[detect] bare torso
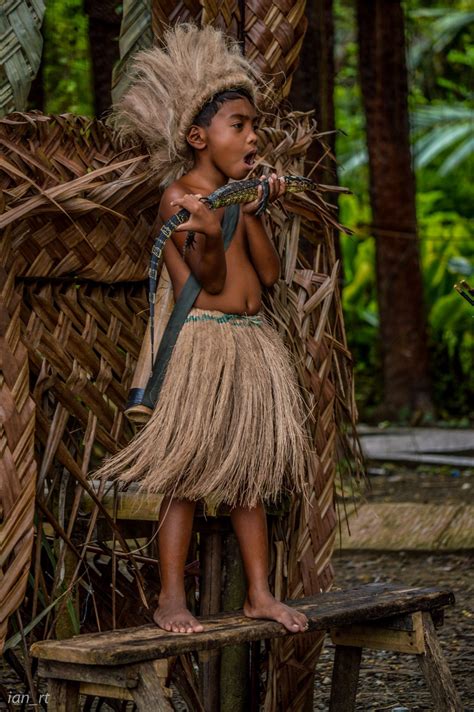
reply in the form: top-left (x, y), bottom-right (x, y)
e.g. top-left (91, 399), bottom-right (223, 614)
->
top-left (161, 178), bottom-right (264, 315)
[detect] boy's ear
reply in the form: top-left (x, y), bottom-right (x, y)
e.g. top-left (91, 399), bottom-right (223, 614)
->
top-left (186, 125), bottom-right (207, 151)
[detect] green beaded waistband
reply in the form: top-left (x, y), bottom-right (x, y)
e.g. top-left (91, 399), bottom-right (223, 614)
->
top-left (185, 312), bottom-right (263, 327)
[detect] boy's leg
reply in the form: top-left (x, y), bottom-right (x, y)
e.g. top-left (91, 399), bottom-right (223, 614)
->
top-left (230, 502), bottom-right (308, 633)
top-left (154, 496), bottom-right (204, 633)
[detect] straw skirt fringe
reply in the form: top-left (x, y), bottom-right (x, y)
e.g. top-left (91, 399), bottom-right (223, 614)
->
top-left (93, 308), bottom-right (310, 510)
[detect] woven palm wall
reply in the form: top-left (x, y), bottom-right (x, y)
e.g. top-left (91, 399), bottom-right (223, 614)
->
top-left (0, 112), bottom-right (159, 658)
top-left (0, 2), bottom-right (361, 709)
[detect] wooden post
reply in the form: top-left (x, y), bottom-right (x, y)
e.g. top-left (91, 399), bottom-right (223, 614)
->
top-left (53, 475), bottom-right (81, 641)
top-left (198, 519), bottom-right (223, 712)
top-left (220, 530), bottom-right (250, 712)
top-left (417, 611), bottom-right (462, 712)
top-left (131, 660), bottom-right (174, 711)
top-left (48, 679), bottom-right (80, 712)
top-left (328, 645), bottom-right (362, 712)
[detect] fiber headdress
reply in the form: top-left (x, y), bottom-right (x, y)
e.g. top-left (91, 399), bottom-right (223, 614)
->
top-left (108, 23), bottom-right (263, 187)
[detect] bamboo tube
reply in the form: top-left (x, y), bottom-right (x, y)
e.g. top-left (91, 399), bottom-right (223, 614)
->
top-left (124, 265), bottom-right (174, 423)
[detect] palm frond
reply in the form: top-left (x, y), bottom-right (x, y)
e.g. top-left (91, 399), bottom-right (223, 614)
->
top-left (408, 10), bottom-right (474, 69)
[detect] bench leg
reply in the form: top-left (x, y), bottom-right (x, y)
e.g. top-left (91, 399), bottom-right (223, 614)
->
top-left (48, 679), bottom-right (80, 712)
top-left (417, 611), bottom-right (462, 712)
top-left (131, 660), bottom-right (174, 711)
top-left (329, 645), bottom-right (362, 712)
top-left (199, 523), bottom-right (223, 712)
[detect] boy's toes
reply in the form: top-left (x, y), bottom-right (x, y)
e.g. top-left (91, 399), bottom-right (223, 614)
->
top-left (296, 611), bottom-right (309, 628)
top-left (278, 609), bottom-right (301, 633)
top-left (285, 609), bottom-right (308, 633)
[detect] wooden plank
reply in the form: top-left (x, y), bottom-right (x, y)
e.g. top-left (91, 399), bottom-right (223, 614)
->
top-left (437, 506), bottom-right (474, 550)
top-left (417, 612), bottom-right (463, 711)
top-left (81, 485), bottom-right (164, 521)
top-left (363, 452), bottom-right (474, 468)
top-left (359, 426), bottom-right (474, 460)
top-left (130, 660), bottom-right (173, 712)
top-left (330, 612), bottom-right (425, 654)
top-left (31, 584), bottom-right (454, 666)
top-left (83, 483), bottom-right (290, 521)
top-left (340, 503), bottom-right (462, 551)
top-left (38, 660), bottom-right (139, 687)
top-left (328, 645), bottom-right (362, 711)
top-left (79, 682), bottom-right (134, 701)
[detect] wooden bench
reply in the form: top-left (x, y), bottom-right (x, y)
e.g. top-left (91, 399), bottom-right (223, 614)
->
top-left (30, 583), bottom-right (462, 712)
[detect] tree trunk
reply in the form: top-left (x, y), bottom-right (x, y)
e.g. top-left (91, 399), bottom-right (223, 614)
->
top-left (356, 0), bottom-right (432, 416)
top-left (85, 0), bottom-right (121, 119)
top-left (289, 0), bottom-right (340, 263)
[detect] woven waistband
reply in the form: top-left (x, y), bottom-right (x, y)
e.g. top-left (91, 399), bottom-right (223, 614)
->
top-left (185, 309), bottom-right (263, 327)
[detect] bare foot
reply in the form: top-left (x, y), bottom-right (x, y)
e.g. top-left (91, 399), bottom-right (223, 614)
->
top-left (243, 590), bottom-right (309, 633)
top-left (153, 596), bottom-right (204, 634)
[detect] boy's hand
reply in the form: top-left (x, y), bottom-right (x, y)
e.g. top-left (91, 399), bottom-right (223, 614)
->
top-left (170, 193), bottom-right (222, 238)
top-left (242, 174), bottom-right (286, 215)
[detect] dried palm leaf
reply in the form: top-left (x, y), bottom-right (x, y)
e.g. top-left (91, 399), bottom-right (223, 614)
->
top-left (0, 0), bottom-right (45, 116)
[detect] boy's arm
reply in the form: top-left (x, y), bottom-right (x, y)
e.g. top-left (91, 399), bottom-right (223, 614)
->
top-left (243, 212), bottom-right (280, 287)
top-left (242, 174), bottom-right (284, 287)
top-left (159, 185), bottom-right (226, 294)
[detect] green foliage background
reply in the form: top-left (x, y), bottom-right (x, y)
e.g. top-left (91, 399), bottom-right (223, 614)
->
top-left (335, 0), bottom-right (473, 422)
top-left (33, 0), bottom-right (473, 422)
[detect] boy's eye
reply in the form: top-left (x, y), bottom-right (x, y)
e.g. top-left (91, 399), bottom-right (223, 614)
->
top-left (232, 123), bottom-right (243, 129)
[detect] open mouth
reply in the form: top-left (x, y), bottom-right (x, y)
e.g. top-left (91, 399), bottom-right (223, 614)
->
top-left (243, 151), bottom-right (257, 166)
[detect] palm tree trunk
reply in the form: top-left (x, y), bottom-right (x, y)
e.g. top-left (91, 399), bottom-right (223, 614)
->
top-left (356, 0), bottom-right (432, 416)
top-left (85, 0), bottom-right (121, 119)
top-left (289, 0), bottom-right (340, 263)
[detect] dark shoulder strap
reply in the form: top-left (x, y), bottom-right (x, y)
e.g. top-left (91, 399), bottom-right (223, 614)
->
top-left (139, 203), bottom-right (240, 409)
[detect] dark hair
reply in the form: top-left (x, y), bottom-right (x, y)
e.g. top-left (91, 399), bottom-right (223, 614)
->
top-left (192, 87), bottom-right (255, 127)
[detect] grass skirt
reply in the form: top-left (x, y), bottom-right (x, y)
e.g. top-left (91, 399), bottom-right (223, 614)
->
top-left (93, 308), bottom-right (310, 510)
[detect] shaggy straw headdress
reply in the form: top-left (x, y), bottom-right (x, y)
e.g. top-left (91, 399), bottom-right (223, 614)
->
top-left (107, 23), bottom-right (263, 187)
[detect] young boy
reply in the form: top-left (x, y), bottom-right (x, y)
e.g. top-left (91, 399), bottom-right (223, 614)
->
top-left (95, 24), bottom-right (310, 635)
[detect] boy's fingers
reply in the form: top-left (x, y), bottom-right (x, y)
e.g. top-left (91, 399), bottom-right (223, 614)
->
top-left (171, 193), bottom-right (202, 206)
top-left (174, 223), bottom-right (192, 232)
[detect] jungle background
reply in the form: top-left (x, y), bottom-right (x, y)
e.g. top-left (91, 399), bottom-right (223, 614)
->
top-left (28, 0), bottom-right (474, 425)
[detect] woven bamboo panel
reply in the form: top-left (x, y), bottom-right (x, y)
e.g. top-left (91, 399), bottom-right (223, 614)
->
top-left (200, 0), bottom-right (240, 37)
top-left (0, 0), bottom-right (45, 116)
top-left (199, 0), bottom-right (307, 99)
top-left (0, 112), bottom-right (157, 282)
top-left (152, 0), bottom-right (204, 37)
top-left (0, 265), bottom-right (37, 653)
top-left (111, 1), bottom-right (205, 104)
top-left (0, 112), bottom-right (162, 648)
top-left (243, 0), bottom-right (308, 100)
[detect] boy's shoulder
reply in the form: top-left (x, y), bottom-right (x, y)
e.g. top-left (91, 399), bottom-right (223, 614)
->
top-left (159, 177), bottom-right (193, 220)
top-left (161, 177), bottom-right (190, 202)
top-left (159, 175), bottom-right (205, 213)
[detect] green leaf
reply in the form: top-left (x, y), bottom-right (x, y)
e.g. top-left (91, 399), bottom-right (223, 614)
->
top-left (440, 136), bottom-right (474, 174)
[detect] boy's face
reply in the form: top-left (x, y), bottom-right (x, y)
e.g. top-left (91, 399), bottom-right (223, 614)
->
top-left (194, 97), bottom-right (259, 180)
